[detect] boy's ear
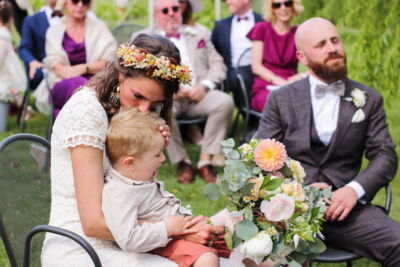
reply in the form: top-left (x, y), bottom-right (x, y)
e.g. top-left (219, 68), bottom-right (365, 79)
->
top-left (123, 156), bottom-right (136, 170)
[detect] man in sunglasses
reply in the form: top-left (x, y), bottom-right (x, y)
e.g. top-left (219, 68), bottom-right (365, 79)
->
top-left (256, 17), bottom-right (400, 266)
top-left (134, 0), bottom-right (234, 185)
top-left (211, 0), bottom-right (263, 94)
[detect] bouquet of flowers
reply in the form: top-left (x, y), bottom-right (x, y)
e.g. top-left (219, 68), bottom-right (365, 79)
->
top-left (205, 138), bottom-right (332, 266)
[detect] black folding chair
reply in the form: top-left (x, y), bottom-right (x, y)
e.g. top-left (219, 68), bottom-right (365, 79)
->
top-left (0, 133), bottom-right (101, 267)
top-left (231, 48), bottom-right (262, 141)
top-left (312, 184), bottom-right (392, 267)
top-left (111, 23), bottom-right (145, 44)
top-left (18, 69), bottom-right (54, 141)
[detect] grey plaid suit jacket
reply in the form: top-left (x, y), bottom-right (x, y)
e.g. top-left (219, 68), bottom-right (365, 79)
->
top-left (256, 77), bottom-right (398, 202)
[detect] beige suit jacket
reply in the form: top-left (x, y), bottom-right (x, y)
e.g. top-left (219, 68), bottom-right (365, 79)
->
top-left (133, 26), bottom-right (227, 87)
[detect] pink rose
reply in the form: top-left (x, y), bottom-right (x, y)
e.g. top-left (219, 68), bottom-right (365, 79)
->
top-left (197, 38), bottom-right (206, 49)
top-left (210, 209), bottom-right (244, 233)
top-left (261, 194), bottom-right (295, 222)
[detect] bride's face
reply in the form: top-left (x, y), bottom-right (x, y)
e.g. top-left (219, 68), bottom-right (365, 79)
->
top-left (118, 75), bottom-right (165, 112)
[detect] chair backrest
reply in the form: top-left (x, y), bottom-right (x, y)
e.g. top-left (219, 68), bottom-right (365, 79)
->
top-left (0, 134), bottom-right (51, 267)
top-left (234, 65), bottom-right (254, 114)
top-left (111, 23), bottom-right (145, 44)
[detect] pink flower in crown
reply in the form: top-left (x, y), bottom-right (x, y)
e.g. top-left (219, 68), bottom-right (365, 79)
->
top-left (260, 194), bottom-right (295, 222)
top-left (254, 139), bottom-right (287, 172)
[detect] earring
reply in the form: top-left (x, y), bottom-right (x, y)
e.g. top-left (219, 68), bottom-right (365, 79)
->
top-left (110, 85), bottom-right (120, 104)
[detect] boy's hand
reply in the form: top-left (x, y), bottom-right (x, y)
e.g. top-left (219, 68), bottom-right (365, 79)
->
top-left (165, 216), bottom-right (198, 237)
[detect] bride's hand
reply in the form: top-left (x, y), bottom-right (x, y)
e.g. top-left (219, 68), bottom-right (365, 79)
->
top-left (158, 124), bottom-right (171, 146)
top-left (180, 217), bottom-right (224, 245)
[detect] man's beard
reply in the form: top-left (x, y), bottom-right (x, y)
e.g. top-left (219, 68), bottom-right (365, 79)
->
top-left (308, 53), bottom-right (348, 83)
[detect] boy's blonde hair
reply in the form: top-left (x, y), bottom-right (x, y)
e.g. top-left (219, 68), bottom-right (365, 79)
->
top-left (106, 108), bottom-right (165, 165)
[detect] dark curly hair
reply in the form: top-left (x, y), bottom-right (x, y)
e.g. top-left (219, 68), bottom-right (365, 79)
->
top-left (0, 0), bottom-right (12, 25)
top-left (87, 34), bottom-right (181, 124)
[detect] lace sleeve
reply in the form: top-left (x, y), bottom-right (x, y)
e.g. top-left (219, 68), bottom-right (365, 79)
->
top-left (57, 88), bottom-right (108, 150)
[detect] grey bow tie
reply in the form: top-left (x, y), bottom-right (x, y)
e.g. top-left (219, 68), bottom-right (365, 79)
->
top-left (315, 81), bottom-right (345, 99)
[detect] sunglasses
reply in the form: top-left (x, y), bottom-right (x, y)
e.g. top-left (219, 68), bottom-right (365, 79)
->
top-left (272, 0), bottom-right (294, 9)
top-left (71, 0), bottom-right (91, 6)
top-left (160, 6), bottom-right (179, 15)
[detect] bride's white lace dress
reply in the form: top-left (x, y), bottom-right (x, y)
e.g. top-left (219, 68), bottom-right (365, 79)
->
top-left (41, 87), bottom-right (176, 266)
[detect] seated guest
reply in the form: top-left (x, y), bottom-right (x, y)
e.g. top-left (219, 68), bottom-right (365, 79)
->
top-left (211, 0), bottom-right (263, 92)
top-left (248, 0), bottom-right (305, 112)
top-left (256, 17), bottom-right (400, 266)
top-left (0, 0), bottom-right (26, 106)
top-left (134, 0), bottom-right (234, 184)
top-left (19, 0), bottom-right (61, 90)
top-left (36, 0), bottom-right (116, 118)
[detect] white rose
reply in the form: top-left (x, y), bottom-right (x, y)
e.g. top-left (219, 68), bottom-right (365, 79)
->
top-left (351, 88), bottom-right (366, 108)
top-left (240, 231), bottom-right (273, 264)
top-left (261, 194), bottom-right (295, 221)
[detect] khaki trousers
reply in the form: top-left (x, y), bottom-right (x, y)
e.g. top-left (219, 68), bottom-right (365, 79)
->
top-left (166, 90), bottom-right (234, 164)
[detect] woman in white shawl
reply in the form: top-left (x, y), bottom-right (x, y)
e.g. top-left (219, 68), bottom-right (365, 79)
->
top-left (36, 0), bottom-right (116, 118)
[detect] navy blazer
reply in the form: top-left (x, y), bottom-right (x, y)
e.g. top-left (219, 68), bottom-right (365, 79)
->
top-left (211, 12), bottom-right (263, 70)
top-left (19, 11), bottom-right (49, 66)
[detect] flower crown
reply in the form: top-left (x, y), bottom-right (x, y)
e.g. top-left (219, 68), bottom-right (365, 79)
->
top-left (116, 43), bottom-right (192, 85)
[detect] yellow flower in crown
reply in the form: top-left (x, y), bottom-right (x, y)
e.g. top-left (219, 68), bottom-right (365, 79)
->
top-left (116, 43), bottom-right (192, 84)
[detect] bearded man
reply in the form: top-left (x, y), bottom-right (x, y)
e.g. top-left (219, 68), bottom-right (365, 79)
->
top-left (255, 17), bottom-right (400, 266)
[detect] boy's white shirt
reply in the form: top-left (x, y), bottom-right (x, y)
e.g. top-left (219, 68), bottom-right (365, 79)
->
top-left (102, 166), bottom-right (191, 252)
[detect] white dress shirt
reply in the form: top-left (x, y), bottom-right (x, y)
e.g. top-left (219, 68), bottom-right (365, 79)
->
top-left (231, 9), bottom-right (255, 67)
top-left (43, 6), bottom-right (61, 26)
top-left (309, 74), bottom-right (365, 199)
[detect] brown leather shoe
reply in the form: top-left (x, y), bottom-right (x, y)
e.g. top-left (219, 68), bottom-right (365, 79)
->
top-left (197, 164), bottom-right (217, 183)
top-left (177, 161), bottom-right (195, 184)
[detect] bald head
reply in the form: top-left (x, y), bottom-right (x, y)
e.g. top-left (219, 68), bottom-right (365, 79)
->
top-left (295, 17), bottom-right (338, 51)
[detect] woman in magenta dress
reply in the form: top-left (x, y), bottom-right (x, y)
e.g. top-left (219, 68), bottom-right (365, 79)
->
top-left (42, 0), bottom-right (116, 118)
top-left (247, 0), bottom-right (305, 112)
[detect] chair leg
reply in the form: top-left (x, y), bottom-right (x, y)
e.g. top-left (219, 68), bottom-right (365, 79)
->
top-left (18, 88), bottom-right (31, 132)
top-left (346, 261), bottom-right (352, 267)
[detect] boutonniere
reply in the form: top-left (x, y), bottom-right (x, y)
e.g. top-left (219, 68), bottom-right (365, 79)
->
top-left (183, 26), bottom-right (197, 36)
top-left (197, 38), bottom-right (206, 49)
top-left (343, 88), bottom-right (367, 123)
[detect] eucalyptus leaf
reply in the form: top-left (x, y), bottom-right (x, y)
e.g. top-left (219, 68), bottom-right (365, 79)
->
top-left (216, 179), bottom-right (231, 196)
top-left (224, 160), bottom-right (252, 191)
top-left (235, 220), bottom-right (258, 240)
top-left (322, 187), bottom-right (333, 198)
top-left (289, 260), bottom-right (302, 267)
top-left (308, 238), bottom-right (326, 254)
top-left (227, 150), bottom-right (240, 160)
top-left (221, 138), bottom-right (235, 148)
top-left (272, 237), bottom-right (284, 254)
top-left (204, 183), bottom-right (220, 200)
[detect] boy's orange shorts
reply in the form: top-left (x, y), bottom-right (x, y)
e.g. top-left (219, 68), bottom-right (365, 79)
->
top-left (151, 235), bottom-right (230, 267)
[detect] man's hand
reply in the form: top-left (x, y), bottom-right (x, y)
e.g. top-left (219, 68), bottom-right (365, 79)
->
top-left (29, 60), bottom-right (44, 79)
top-left (187, 84), bottom-right (207, 102)
top-left (182, 216), bottom-right (224, 245)
top-left (325, 186), bottom-right (358, 222)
